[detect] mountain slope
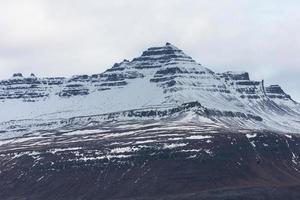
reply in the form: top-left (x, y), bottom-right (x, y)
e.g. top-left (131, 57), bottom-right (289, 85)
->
top-left (1, 120), bottom-right (300, 200)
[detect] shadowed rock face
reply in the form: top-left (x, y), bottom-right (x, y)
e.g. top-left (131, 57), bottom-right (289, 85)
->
top-left (219, 71), bottom-right (250, 81)
top-left (0, 122), bottom-right (300, 200)
top-left (266, 85), bottom-right (292, 100)
top-left (216, 71), bottom-right (264, 99)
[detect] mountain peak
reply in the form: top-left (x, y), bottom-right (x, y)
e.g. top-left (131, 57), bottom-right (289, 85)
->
top-left (30, 73), bottom-right (36, 77)
top-left (12, 73), bottom-right (23, 78)
top-left (165, 42), bottom-right (178, 49)
top-left (131, 43), bottom-right (194, 68)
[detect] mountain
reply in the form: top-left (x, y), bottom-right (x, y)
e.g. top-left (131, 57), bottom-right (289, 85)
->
top-left (0, 43), bottom-right (300, 200)
top-left (0, 43), bottom-right (300, 134)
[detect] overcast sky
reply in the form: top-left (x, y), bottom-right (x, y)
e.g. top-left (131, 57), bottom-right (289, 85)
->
top-left (0, 0), bottom-right (299, 101)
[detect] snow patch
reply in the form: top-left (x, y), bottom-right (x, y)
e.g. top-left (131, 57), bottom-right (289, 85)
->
top-left (246, 133), bottom-right (257, 139)
top-left (187, 135), bottom-right (212, 140)
top-left (163, 143), bottom-right (187, 149)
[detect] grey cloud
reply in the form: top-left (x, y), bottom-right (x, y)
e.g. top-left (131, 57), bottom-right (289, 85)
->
top-left (0, 0), bottom-right (299, 101)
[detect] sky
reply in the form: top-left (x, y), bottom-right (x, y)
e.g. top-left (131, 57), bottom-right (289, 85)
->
top-left (0, 0), bottom-right (299, 101)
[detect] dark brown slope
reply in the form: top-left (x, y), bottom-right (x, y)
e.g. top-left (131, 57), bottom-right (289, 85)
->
top-left (0, 126), bottom-right (300, 200)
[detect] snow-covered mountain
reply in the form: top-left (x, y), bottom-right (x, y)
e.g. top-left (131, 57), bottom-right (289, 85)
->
top-left (1, 43), bottom-right (300, 200)
top-left (0, 43), bottom-right (299, 137)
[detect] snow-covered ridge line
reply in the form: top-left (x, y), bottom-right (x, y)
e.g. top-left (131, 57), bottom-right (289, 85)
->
top-left (0, 101), bottom-right (264, 140)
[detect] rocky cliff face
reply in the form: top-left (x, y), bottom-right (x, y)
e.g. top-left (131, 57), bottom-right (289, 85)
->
top-left (0, 73), bottom-right (65, 102)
